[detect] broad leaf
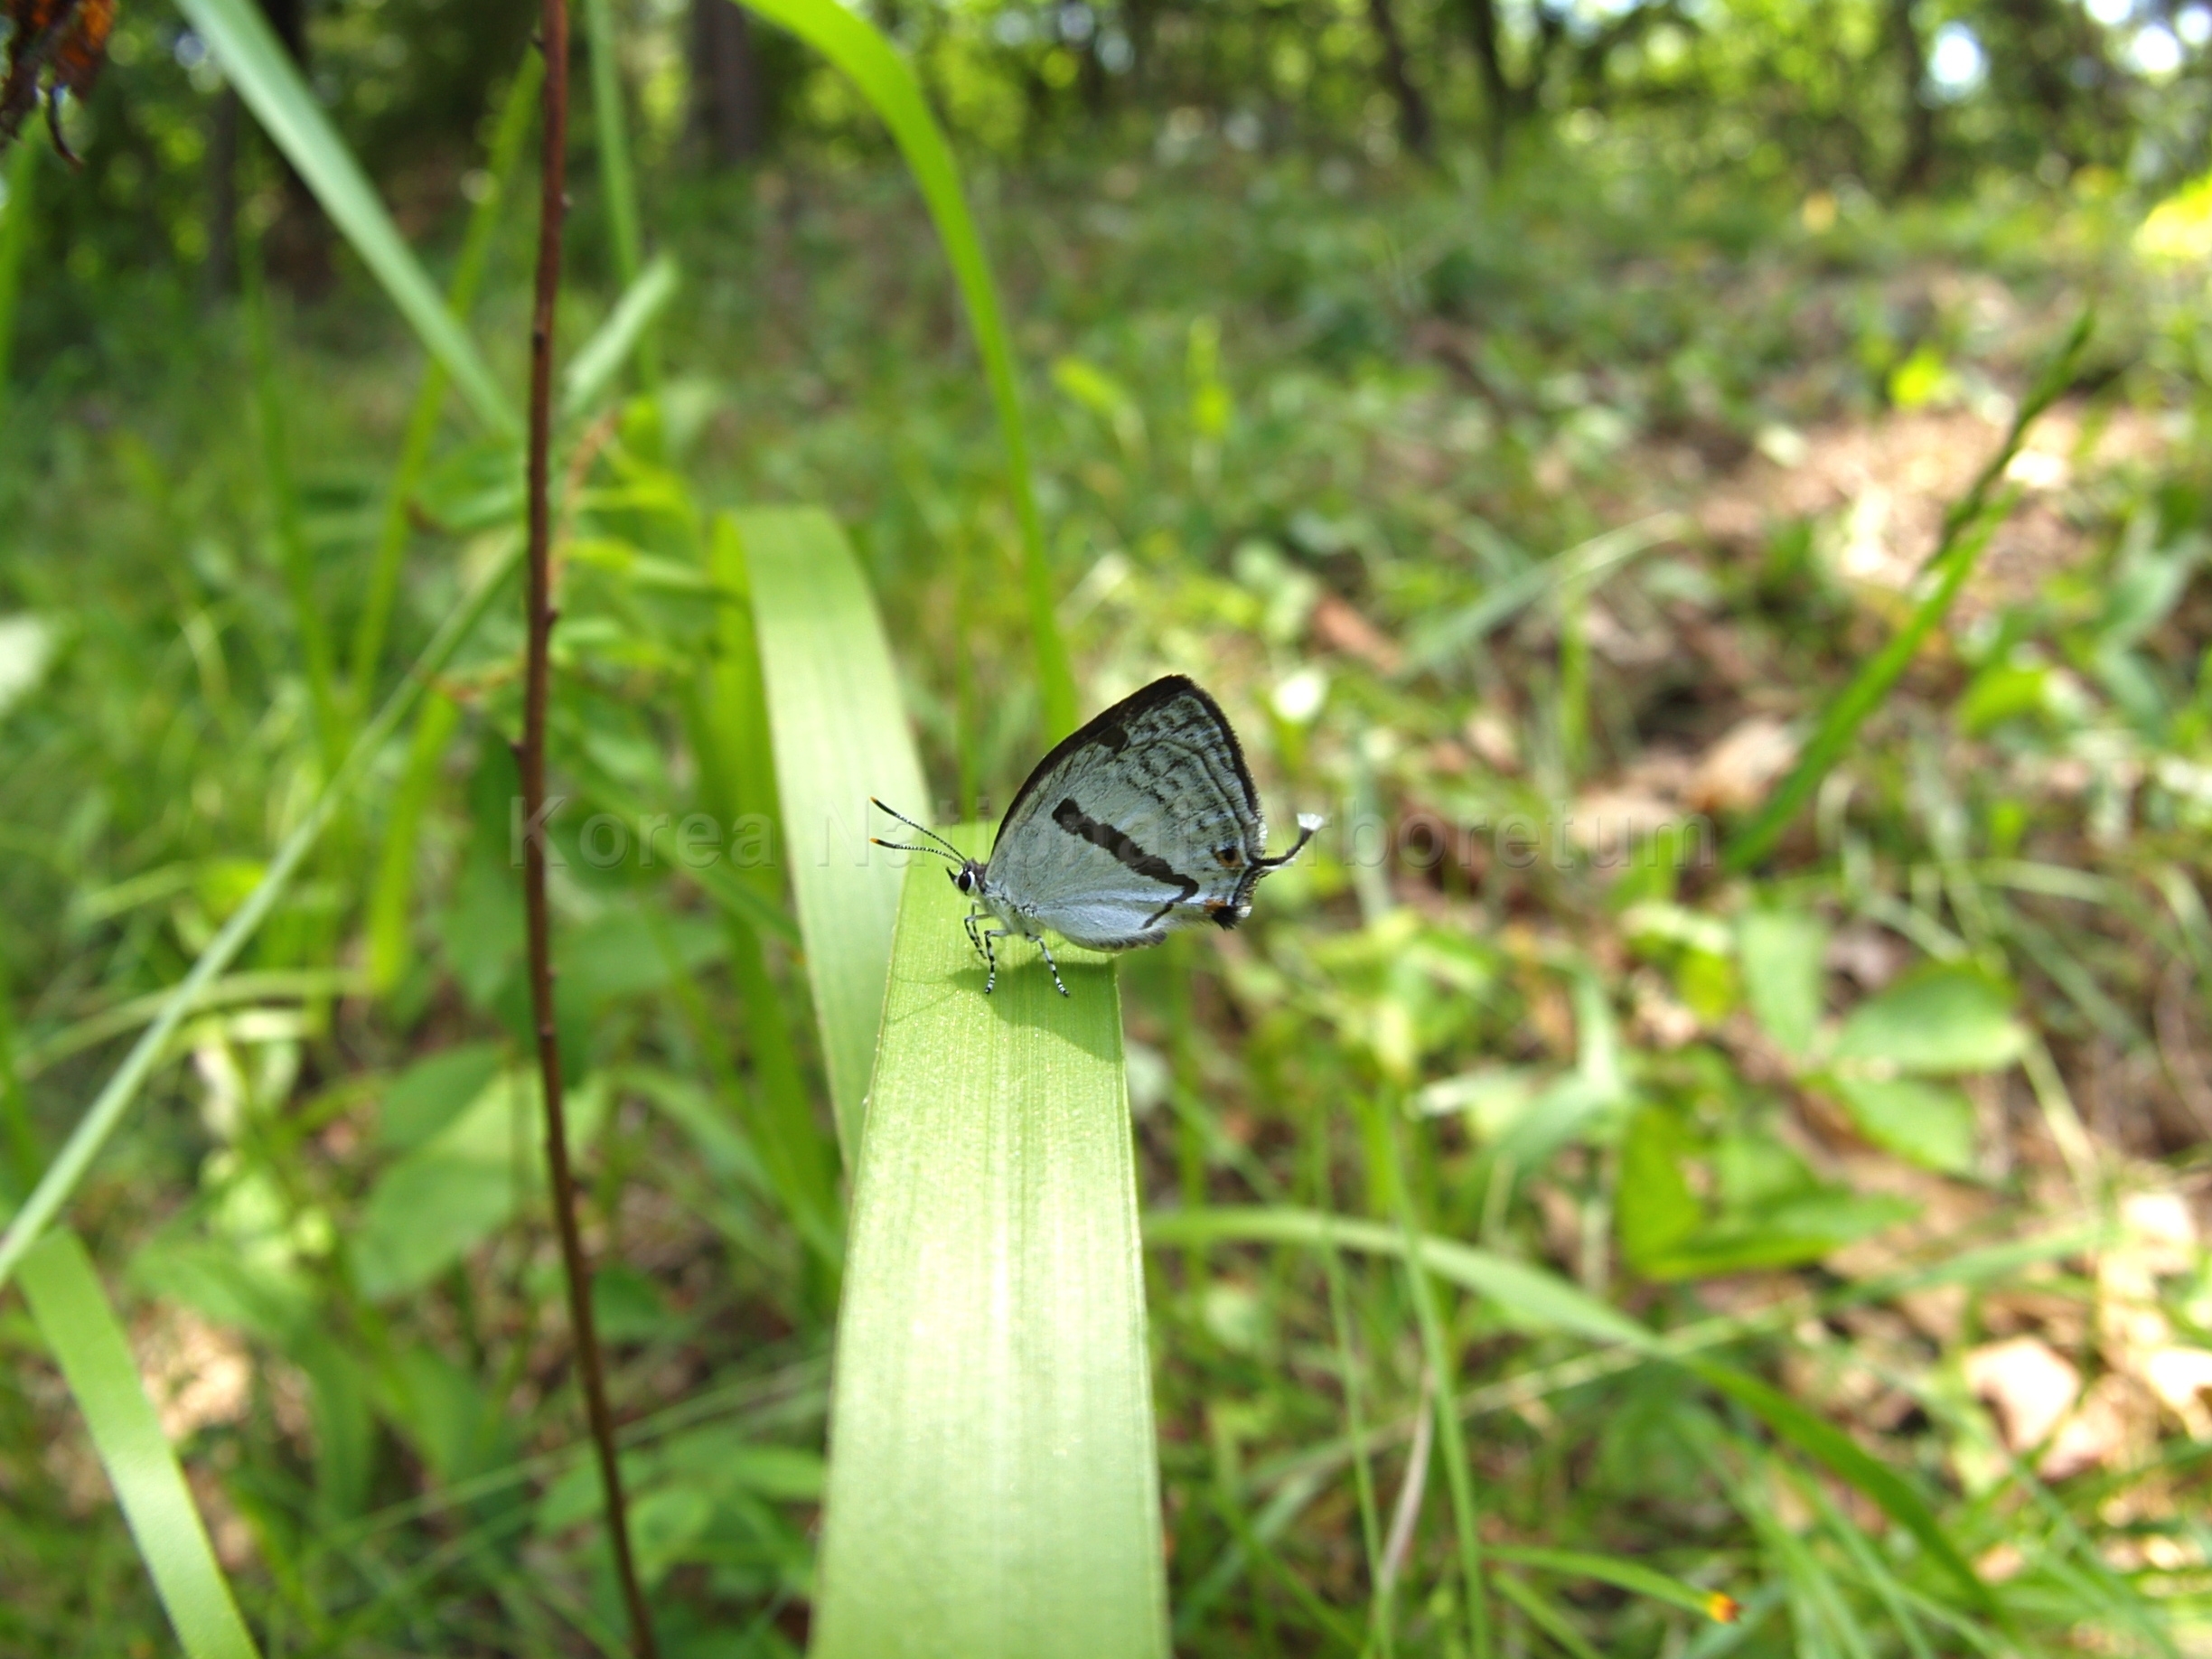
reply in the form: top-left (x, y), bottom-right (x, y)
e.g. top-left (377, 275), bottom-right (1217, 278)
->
top-left (1833, 965), bottom-right (2027, 1075)
top-left (1737, 908), bottom-right (1828, 1059)
top-left (1830, 1074), bottom-right (1979, 1175)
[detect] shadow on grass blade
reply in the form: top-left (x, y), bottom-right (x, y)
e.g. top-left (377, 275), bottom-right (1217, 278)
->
top-left (811, 824), bottom-right (1167, 1659)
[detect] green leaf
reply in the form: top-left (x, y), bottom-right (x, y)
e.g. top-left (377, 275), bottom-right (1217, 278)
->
top-left (1833, 966), bottom-right (2027, 1075)
top-left (1738, 909), bottom-right (1828, 1059)
top-left (352, 1073), bottom-right (609, 1300)
top-left (1143, 1205), bottom-right (1655, 1350)
top-left (1688, 1359), bottom-right (1996, 1615)
top-left (176, 0), bottom-right (517, 438)
top-left (725, 0), bottom-right (1076, 739)
top-left (378, 1042), bottom-right (503, 1151)
top-left (810, 826), bottom-right (1168, 1658)
top-left (1616, 1106), bottom-right (1703, 1274)
top-left (18, 1231), bottom-right (262, 1659)
top-left (0, 540), bottom-right (524, 1293)
top-left (741, 507), bottom-right (928, 1158)
top-left (1829, 1074), bottom-right (1978, 1175)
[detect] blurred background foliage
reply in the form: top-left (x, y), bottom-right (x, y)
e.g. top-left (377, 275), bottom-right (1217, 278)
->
top-left (5, 0), bottom-right (2212, 1653)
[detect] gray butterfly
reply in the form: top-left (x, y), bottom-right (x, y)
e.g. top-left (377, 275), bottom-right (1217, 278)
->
top-left (874, 675), bottom-right (1323, 995)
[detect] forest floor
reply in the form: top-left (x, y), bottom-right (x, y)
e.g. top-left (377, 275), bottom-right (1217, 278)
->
top-left (3, 147), bottom-right (2210, 1654)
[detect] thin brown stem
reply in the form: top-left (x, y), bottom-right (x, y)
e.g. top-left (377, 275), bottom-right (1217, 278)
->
top-left (520, 6), bottom-right (659, 1656)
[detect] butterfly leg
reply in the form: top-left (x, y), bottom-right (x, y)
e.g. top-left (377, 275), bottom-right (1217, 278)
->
top-left (962, 905), bottom-right (989, 963)
top-left (1034, 934), bottom-right (1070, 998)
top-left (978, 927), bottom-right (1017, 994)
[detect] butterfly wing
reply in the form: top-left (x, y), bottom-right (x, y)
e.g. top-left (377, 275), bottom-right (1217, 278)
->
top-left (986, 677), bottom-right (1268, 949)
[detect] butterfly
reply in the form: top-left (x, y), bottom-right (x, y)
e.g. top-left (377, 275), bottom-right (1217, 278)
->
top-left (873, 675), bottom-right (1322, 995)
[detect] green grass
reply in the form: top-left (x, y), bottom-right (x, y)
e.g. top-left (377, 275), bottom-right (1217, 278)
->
top-left (3, 80), bottom-right (2211, 1659)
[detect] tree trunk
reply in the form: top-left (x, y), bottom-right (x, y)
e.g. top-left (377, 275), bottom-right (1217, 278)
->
top-left (1367, 0), bottom-right (1433, 158)
top-left (1461, 0), bottom-right (1511, 165)
top-left (1889, 0), bottom-right (1936, 193)
top-left (690, 0), bottom-right (763, 166)
top-left (210, 0), bottom-right (319, 293)
top-left (206, 89), bottom-right (239, 298)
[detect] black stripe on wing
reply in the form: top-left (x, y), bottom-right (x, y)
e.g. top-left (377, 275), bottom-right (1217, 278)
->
top-left (1050, 798), bottom-right (1199, 924)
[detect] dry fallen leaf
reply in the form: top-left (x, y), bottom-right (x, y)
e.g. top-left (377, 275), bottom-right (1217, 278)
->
top-left (2039, 1373), bottom-right (2140, 1481)
top-left (1308, 593), bottom-right (1403, 674)
top-left (1687, 716), bottom-right (1799, 815)
top-left (2140, 1346), bottom-right (2212, 1439)
top-left (1964, 1336), bottom-right (2081, 1454)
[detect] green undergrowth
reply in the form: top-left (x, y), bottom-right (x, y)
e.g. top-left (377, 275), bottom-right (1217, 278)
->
top-left (3, 68), bottom-right (2211, 1659)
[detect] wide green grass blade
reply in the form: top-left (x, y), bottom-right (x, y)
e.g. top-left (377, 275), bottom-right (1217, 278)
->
top-left (740, 507), bottom-right (927, 1158)
top-left (17, 1230), bottom-right (262, 1659)
top-left (0, 541), bottom-right (523, 1290)
top-left (810, 825), bottom-right (1168, 1658)
top-left (726, 0), bottom-right (1078, 740)
top-left (176, 0), bottom-right (519, 438)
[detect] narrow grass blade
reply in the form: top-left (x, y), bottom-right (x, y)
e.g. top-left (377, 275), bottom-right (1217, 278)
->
top-left (1726, 313), bottom-right (2091, 870)
top-left (740, 506), bottom-right (927, 1158)
top-left (1494, 1571), bottom-right (1604, 1659)
top-left (0, 541), bottom-right (523, 1290)
top-left (1688, 1359), bottom-right (1994, 1614)
top-left (811, 826), bottom-right (1167, 1658)
top-left (726, 0), bottom-right (1077, 739)
top-left (1143, 1205), bottom-right (1654, 1349)
top-left (1404, 513), bottom-right (1682, 675)
top-left (0, 943), bottom-right (37, 1193)
top-left (1372, 1099), bottom-right (1489, 1659)
top-left (177, 0), bottom-right (518, 437)
top-left (366, 692), bottom-right (460, 995)
top-left (240, 230), bottom-right (343, 773)
top-left (580, 0), bottom-right (644, 282)
top-left (14, 967), bottom-right (369, 1080)
top-left (17, 1230), bottom-right (262, 1659)
top-left (562, 253), bottom-right (677, 417)
top-left (350, 52), bottom-right (542, 698)
top-left (1486, 1544), bottom-right (1741, 1625)
top-left (0, 137), bottom-right (38, 410)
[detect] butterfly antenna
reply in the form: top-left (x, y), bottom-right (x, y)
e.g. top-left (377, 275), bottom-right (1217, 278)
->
top-left (1256, 812), bottom-right (1326, 869)
top-left (870, 798), bottom-right (966, 865)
